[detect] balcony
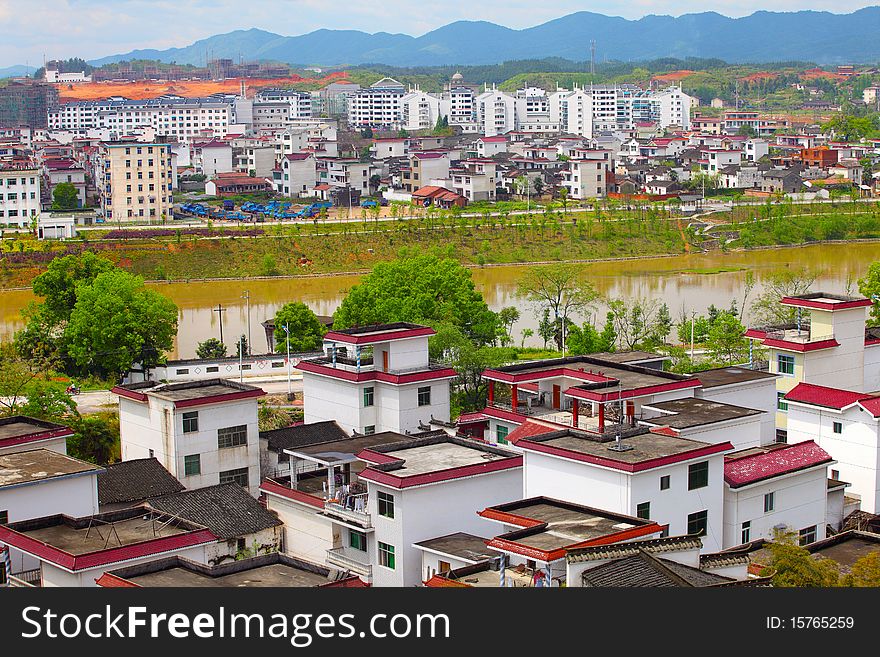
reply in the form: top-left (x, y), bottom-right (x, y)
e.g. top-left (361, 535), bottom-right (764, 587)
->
top-left (324, 491), bottom-right (371, 528)
top-left (8, 568), bottom-right (41, 587)
top-left (327, 546), bottom-right (372, 578)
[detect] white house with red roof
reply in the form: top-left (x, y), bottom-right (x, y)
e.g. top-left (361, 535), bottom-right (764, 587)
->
top-left (785, 381), bottom-right (880, 513)
top-left (506, 419), bottom-right (732, 552)
top-left (113, 379), bottom-right (265, 496)
top-left (474, 135), bottom-right (508, 157)
top-left (299, 323), bottom-right (456, 436)
top-left (0, 506), bottom-right (217, 587)
top-left (722, 441), bottom-right (834, 548)
top-left (0, 416), bottom-right (73, 456)
top-left (356, 435), bottom-right (522, 587)
top-left (745, 293), bottom-right (880, 438)
top-left (191, 139), bottom-right (233, 178)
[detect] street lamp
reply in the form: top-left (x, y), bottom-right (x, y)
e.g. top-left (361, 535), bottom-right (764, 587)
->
top-left (241, 290), bottom-right (251, 356)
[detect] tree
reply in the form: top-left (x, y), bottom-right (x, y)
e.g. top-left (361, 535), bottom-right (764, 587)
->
top-left (518, 264), bottom-right (598, 350)
top-left (196, 338), bottom-right (227, 360)
top-left (750, 268), bottom-right (817, 326)
top-left (236, 334), bottom-right (249, 358)
top-left (0, 344), bottom-right (41, 415)
top-left (736, 124), bottom-right (757, 138)
top-left (705, 311), bottom-right (750, 365)
top-left (64, 271), bottom-right (178, 375)
top-left (557, 185), bottom-right (569, 215)
top-left (566, 322), bottom-right (610, 355)
top-left (842, 550), bottom-right (880, 587)
top-left (537, 308), bottom-right (555, 350)
top-left (30, 252), bottom-right (116, 328)
top-left (51, 182), bottom-right (80, 210)
top-left (19, 381), bottom-right (79, 421)
top-left (273, 302), bottom-right (326, 353)
top-left (759, 530), bottom-right (841, 587)
top-left (520, 328), bottom-right (534, 349)
top-left (68, 413), bottom-right (119, 465)
top-left (859, 261), bottom-right (880, 326)
top-left (608, 298), bottom-right (665, 350)
top-left (333, 254), bottom-right (498, 346)
top-left (497, 306), bottom-right (520, 346)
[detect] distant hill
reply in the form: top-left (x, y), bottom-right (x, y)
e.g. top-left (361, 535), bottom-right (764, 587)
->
top-left (0, 65), bottom-right (36, 79)
top-left (81, 9), bottom-right (880, 68)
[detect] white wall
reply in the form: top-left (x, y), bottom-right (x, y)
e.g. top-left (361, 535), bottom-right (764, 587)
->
top-left (369, 468), bottom-right (522, 587)
top-left (0, 436), bottom-right (67, 456)
top-left (696, 378), bottom-right (777, 445)
top-left (265, 494), bottom-right (339, 565)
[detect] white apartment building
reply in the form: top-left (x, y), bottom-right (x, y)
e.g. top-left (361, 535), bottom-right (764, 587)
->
top-left (47, 95), bottom-right (241, 142)
top-left (113, 379), bottom-right (265, 496)
top-left (562, 150), bottom-right (612, 199)
top-left (0, 163), bottom-right (40, 227)
top-left (348, 78), bottom-right (406, 130)
top-left (476, 87), bottom-right (517, 137)
top-left (95, 142), bottom-right (175, 222)
top-left (401, 89), bottom-right (442, 131)
top-left (278, 152), bottom-right (317, 197)
top-left (722, 441), bottom-right (833, 548)
top-left (298, 323), bottom-right (456, 435)
top-left (253, 88), bottom-right (312, 119)
top-left (785, 381), bottom-right (880, 513)
top-left (191, 139), bottom-right (233, 178)
top-left (509, 422), bottom-right (731, 552)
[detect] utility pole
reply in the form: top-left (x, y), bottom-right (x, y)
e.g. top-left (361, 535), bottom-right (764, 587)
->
top-left (214, 304), bottom-right (227, 345)
top-left (283, 323), bottom-right (292, 397)
top-left (690, 311), bottom-right (696, 360)
top-left (241, 290), bottom-right (251, 356)
top-left (590, 40), bottom-right (596, 76)
top-left (239, 335), bottom-right (244, 383)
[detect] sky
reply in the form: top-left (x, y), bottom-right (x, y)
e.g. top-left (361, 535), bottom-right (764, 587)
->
top-left (0, 0), bottom-right (876, 68)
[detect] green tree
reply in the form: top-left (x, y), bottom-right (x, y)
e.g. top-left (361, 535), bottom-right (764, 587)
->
top-left (842, 550), bottom-right (880, 587)
top-left (30, 252), bottom-right (116, 328)
top-left (608, 298), bottom-right (666, 350)
top-left (750, 268), bottom-right (817, 326)
top-left (236, 334), bottom-right (249, 358)
top-left (64, 271), bottom-right (178, 375)
top-left (51, 182), bottom-right (80, 210)
top-left (333, 254), bottom-right (498, 346)
top-left (705, 311), bottom-right (749, 365)
top-left (760, 530), bottom-right (841, 587)
top-left (196, 338), bottom-right (227, 360)
top-left (520, 328), bottom-right (534, 349)
top-left (0, 344), bottom-right (41, 416)
top-left (274, 302), bottom-right (326, 353)
top-left (858, 261), bottom-right (880, 326)
top-left (497, 306), bottom-right (520, 346)
top-left (68, 413), bottom-right (119, 465)
top-left (19, 381), bottom-right (79, 421)
top-left (518, 264), bottom-right (598, 350)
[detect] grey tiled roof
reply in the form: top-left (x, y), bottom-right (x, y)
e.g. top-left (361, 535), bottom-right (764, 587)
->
top-left (148, 484), bottom-right (281, 539)
top-left (261, 420), bottom-right (349, 453)
top-left (97, 458), bottom-right (185, 506)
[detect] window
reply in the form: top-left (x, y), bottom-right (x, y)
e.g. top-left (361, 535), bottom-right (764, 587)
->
top-left (182, 411), bottom-right (198, 433)
top-left (832, 469), bottom-right (840, 480)
top-left (496, 425), bottom-right (509, 445)
top-left (636, 502), bottom-right (650, 520)
top-left (377, 491), bottom-right (395, 518)
top-left (175, 368), bottom-right (189, 375)
top-left (0, 509), bottom-right (7, 525)
top-left (378, 542), bottom-right (395, 569)
top-left (240, 364), bottom-right (251, 371)
top-left (777, 354), bottom-right (795, 376)
top-left (271, 361), bottom-right (284, 368)
top-left (184, 454), bottom-right (201, 476)
top-left (688, 461), bottom-right (709, 490)
top-left (777, 392), bottom-right (788, 413)
top-left (764, 491), bottom-right (775, 513)
top-left (833, 421), bottom-right (842, 434)
top-left (799, 525), bottom-right (817, 546)
top-left (218, 425), bottom-right (247, 448)
top-left (687, 510), bottom-right (708, 536)
top-left (364, 425), bottom-right (376, 435)
top-left (363, 386), bottom-right (374, 407)
top-left (741, 521), bottom-right (751, 544)
top-left (350, 529), bottom-right (367, 551)
top-left (417, 386), bottom-right (431, 406)
top-left (660, 475), bottom-right (670, 490)
top-left (206, 366), bottom-right (219, 373)
top-left (219, 467), bottom-right (249, 487)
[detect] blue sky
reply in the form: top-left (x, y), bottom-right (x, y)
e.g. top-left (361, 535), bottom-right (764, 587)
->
top-left (0, 0), bottom-right (875, 67)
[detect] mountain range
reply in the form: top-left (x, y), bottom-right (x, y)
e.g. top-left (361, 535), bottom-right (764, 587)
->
top-left (71, 8), bottom-right (880, 69)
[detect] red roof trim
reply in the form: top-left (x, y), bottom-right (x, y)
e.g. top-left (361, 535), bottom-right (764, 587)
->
top-left (482, 367), bottom-right (614, 385)
top-left (516, 439), bottom-right (732, 472)
top-left (322, 326), bottom-right (436, 345)
top-left (298, 360), bottom-right (457, 385)
top-left (761, 337), bottom-right (840, 353)
top-left (0, 426), bottom-right (74, 450)
top-left (357, 456), bottom-right (522, 489)
top-left (724, 440), bottom-right (833, 488)
top-left (424, 574), bottom-right (473, 587)
top-left (564, 379), bottom-right (700, 403)
top-left (95, 573), bottom-right (140, 587)
top-left (780, 296), bottom-right (872, 311)
top-left (172, 389), bottom-right (265, 408)
top-left (111, 386), bottom-right (148, 402)
top-left (477, 508), bottom-right (545, 528)
top-left (260, 479), bottom-right (325, 509)
top-left (0, 525), bottom-right (216, 571)
top-left (487, 522), bottom-right (661, 562)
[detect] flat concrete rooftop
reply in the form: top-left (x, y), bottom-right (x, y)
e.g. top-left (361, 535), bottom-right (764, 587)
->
top-left (808, 535), bottom-right (880, 571)
top-left (535, 431), bottom-right (714, 464)
top-left (382, 441), bottom-right (509, 476)
top-left (499, 502), bottom-right (641, 551)
top-left (23, 515), bottom-right (191, 555)
top-left (693, 366), bottom-right (777, 389)
top-left (642, 398), bottom-right (762, 429)
top-left (290, 432), bottom-right (415, 463)
top-left (0, 449), bottom-right (101, 488)
top-left (413, 532), bottom-right (495, 563)
top-left (149, 382), bottom-right (260, 402)
top-left (0, 418), bottom-right (67, 441)
top-left (126, 563), bottom-right (331, 588)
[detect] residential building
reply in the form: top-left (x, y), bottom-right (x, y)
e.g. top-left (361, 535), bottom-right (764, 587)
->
top-left (278, 152), bottom-right (317, 197)
top-left (347, 78), bottom-right (406, 129)
top-left (298, 323), bottom-right (456, 435)
top-left (0, 416), bottom-right (73, 456)
top-left (562, 150), bottom-right (611, 199)
top-left (0, 79), bottom-right (58, 128)
top-left (191, 139), bottom-right (233, 178)
top-left (97, 458), bottom-right (185, 512)
top-left (0, 162), bottom-right (41, 226)
top-left (43, 158), bottom-right (86, 207)
top-left (95, 142), bottom-right (174, 222)
top-left (204, 172), bottom-right (272, 197)
top-left (722, 441), bottom-right (833, 548)
top-left (694, 366), bottom-right (779, 445)
top-left (413, 532), bottom-right (496, 582)
top-left (401, 152), bottom-right (449, 193)
top-left (113, 379), bottom-right (265, 496)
